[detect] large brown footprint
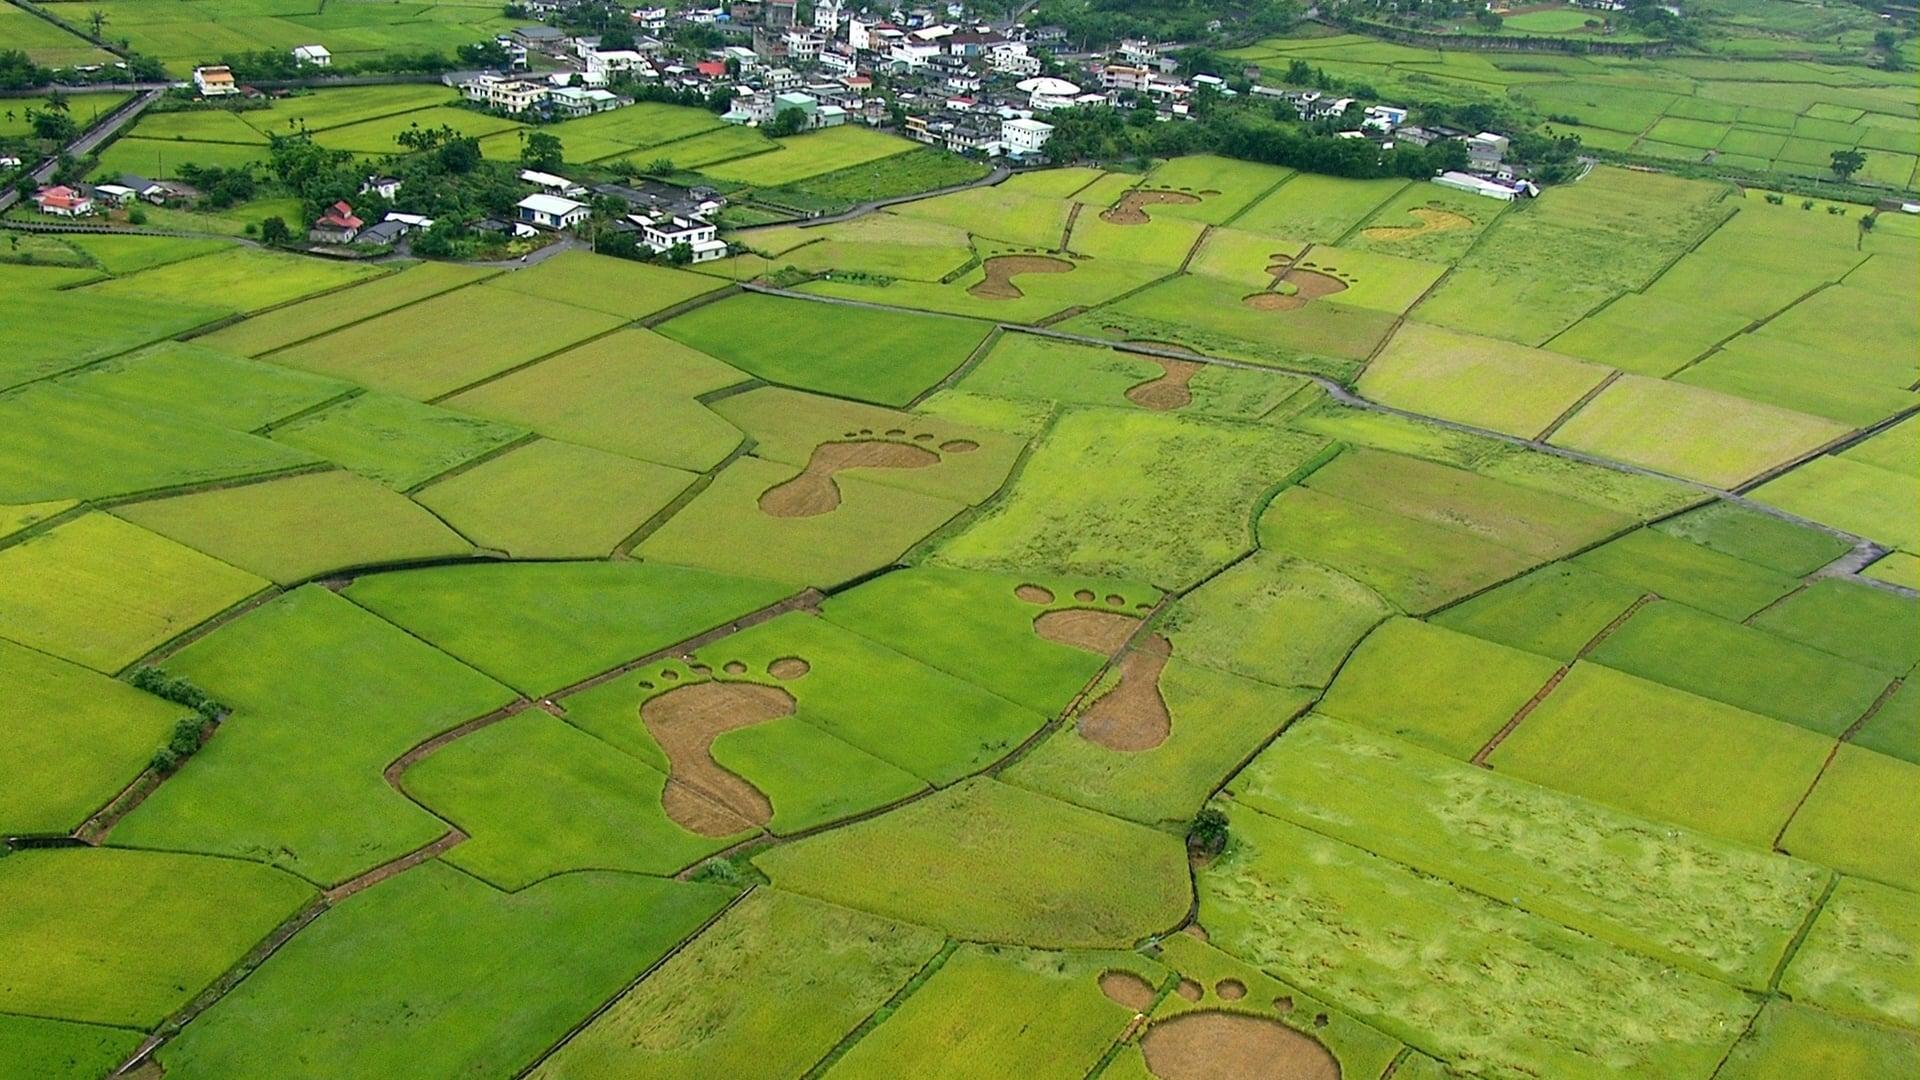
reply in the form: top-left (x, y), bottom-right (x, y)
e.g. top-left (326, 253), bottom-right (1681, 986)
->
top-left (1125, 357), bottom-right (1204, 412)
top-left (1014, 584), bottom-right (1171, 751)
top-left (640, 657), bottom-right (811, 835)
top-left (1100, 189), bottom-right (1202, 225)
top-left (1139, 1009), bottom-right (1339, 1080)
top-left (758, 432), bottom-right (976, 518)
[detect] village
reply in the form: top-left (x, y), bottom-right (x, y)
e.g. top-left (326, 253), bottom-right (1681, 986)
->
top-left (14, 0), bottom-right (1546, 256)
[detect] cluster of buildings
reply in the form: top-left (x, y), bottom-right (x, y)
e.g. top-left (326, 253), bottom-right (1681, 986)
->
top-left (30, 174), bottom-right (182, 218)
top-left (1259, 87), bottom-right (1536, 200)
top-left (442, 4), bottom-right (1090, 162)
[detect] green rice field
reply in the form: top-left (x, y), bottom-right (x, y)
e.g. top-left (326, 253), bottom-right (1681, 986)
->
top-left (2, 144), bottom-right (1913, 1080)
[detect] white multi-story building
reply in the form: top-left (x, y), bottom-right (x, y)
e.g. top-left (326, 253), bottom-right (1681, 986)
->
top-left (1000, 116), bottom-right (1053, 158)
top-left (1099, 64), bottom-right (1152, 94)
top-left (634, 213), bottom-right (727, 261)
top-left (584, 48), bottom-right (647, 86)
top-left (192, 65), bottom-right (239, 96)
top-left (291, 44), bottom-right (331, 66)
top-left (784, 30), bottom-right (823, 63)
top-left (989, 43), bottom-right (1038, 75)
top-left (631, 6), bottom-right (669, 29)
top-left (461, 73), bottom-right (551, 114)
top-left (814, 0), bottom-right (844, 34)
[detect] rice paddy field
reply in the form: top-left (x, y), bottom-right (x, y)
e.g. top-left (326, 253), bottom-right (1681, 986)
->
top-left (1227, 30), bottom-right (1920, 194)
top-left (1, 146), bottom-right (1914, 1080)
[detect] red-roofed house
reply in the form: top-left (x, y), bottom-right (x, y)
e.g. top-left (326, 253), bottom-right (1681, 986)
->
top-left (695, 59), bottom-right (726, 78)
top-left (309, 200), bottom-right (363, 244)
top-left (33, 185), bottom-right (93, 217)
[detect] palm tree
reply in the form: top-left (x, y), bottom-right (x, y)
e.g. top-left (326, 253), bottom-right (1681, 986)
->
top-left (87, 8), bottom-right (108, 38)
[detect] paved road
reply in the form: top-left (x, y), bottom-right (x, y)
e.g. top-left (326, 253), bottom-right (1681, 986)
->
top-left (0, 85), bottom-right (165, 212)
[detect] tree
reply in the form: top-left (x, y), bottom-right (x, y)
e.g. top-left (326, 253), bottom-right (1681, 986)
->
top-left (1187, 808), bottom-right (1229, 858)
top-left (646, 157), bottom-right (675, 174)
top-left (456, 40), bottom-right (510, 69)
top-left (260, 215), bottom-right (291, 244)
top-left (766, 106), bottom-right (807, 138)
top-left (1475, 9), bottom-right (1503, 31)
top-left (87, 8), bottom-right (108, 37)
top-left (0, 49), bottom-right (53, 91)
top-left (29, 109), bottom-right (77, 143)
top-left (1284, 59), bottom-right (1313, 85)
top-left (666, 241), bottom-right (693, 265)
top-left (1830, 148), bottom-right (1865, 181)
top-left (519, 131), bottom-right (565, 172)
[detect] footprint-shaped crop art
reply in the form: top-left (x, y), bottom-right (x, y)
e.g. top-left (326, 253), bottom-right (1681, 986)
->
top-left (1100, 189), bottom-right (1204, 225)
top-left (1125, 357), bottom-right (1204, 412)
top-left (1243, 255), bottom-right (1353, 312)
top-left (757, 431), bottom-right (977, 518)
top-left (1139, 1010), bottom-right (1339, 1080)
top-left (639, 656), bottom-right (812, 836)
top-left (1360, 206), bottom-right (1473, 242)
top-left (1014, 584), bottom-right (1171, 751)
top-left (968, 254), bottom-right (1076, 299)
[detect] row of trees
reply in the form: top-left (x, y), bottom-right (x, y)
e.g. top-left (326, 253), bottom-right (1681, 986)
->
top-left (215, 39), bottom-right (509, 83)
top-left (1044, 103), bottom-right (1471, 180)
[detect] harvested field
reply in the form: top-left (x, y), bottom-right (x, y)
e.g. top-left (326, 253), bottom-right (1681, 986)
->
top-left (1141, 1011), bottom-right (1341, 1080)
top-left (758, 439), bottom-right (941, 517)
top-left (1101, 189), bottom-right (1203, 225)
top-left (1077, 636), bottom-right (1173, 752)
top-left (1243, 268), bottom-right (1350, 311)
top-left (968, 255), bottom-right (1076, 299)
top-left (1362, 207), bottom-right (1475, 242)
top-left (1034, 607), bottom-right (1142, 654)
top-left (639, 680), bottom-right (797, 834)
top-left (1126, 357), bottom-right (1204, 410)
top-left (1101, 969), bottom-right (1158, 1011)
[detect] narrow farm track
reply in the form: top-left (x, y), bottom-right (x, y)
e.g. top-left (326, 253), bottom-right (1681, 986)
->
top-left (736, 281), bottom-right (1916, 597)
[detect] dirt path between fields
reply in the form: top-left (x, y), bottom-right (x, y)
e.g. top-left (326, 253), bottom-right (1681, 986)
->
top-left (1472, 592), bottom-right (1655, 765)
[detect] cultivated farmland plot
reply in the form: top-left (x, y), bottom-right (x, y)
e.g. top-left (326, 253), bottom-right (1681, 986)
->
top-left (2, 143), bottom-right (1914, 1080)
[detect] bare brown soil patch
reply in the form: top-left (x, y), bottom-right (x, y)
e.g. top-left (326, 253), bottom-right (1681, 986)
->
top-left (1361, 206), bottom-right (1473, 242)
top-left (1034, 608), bottom-right (1142, 655)
top-left (1126, 356), bottom-right (1204, 411)
top-left (1101, 970), bottom-right (1158, 1012)
top-left (1142, 1011), bottom-right (1341, 1080)
top-left (759, 439), bottom-right (940, 517)
top-left (723, 661), bottom-right (748, 675)
top-left (769, 657), bottom-right (810, 680)
top-left (968, 254), bottom-right (1074, 299)
top-left (1015, 584), bottom-right (1056, 604)
top-left (1077, 634), bottom-right (1172, 751)
top-left (1273, 996), bottom-right (1293, 1015)
top-left (1184, 923), bottom-right (1209, 942)
top-left (939, 438), bottom-right (979, 454)
top-left (641, 681), bottom-right (796, 835)
top-left (1074, 589), bottom-right (1096, 602)
top-left (1243, 269), bottom-right (1349, 312)
top-left (1215, 979), bottom-right (1246, 1001)
top-left (1176, 978), bottom-right (1204, 1002)
top-left (1101, 189), bottom-right (1203, 225)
